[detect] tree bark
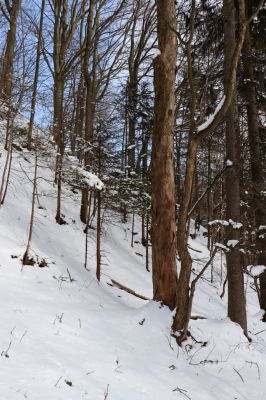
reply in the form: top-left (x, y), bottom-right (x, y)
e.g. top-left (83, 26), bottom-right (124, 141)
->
top-left (172, 0), bottom-right (197, 332)
top-left (172, 139), bottom-right (197, 330)
top-left (224, 0), bottom-right (247, 335)
top-left (27, 0), bottom-right (45, 150)
top-left (23, 147), bottom-right (38, 265)
top-left (0, 0), bottom-right (21, 100)
top-left (80, 0), bottom-right (96, 224)
top-left (242, 22), bottom-right (266, 318)
top-left (151, 0), bottom-right (178, 310)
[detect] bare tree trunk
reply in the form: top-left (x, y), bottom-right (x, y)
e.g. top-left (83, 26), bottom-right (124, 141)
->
top-left (207, 138), bottom-right (212, 250)
top-left (224, 0), bottom-right (247, 336)
top-left (173, 139), bottom-right (198, 331)
top-left (151, 0), bottom-right (178, 310)
top-left (96, 191), bottom-right (101, 281)
top-left (73, 76), bottom-right (85, 157)
top-left (0, 111), bottom-right (16, 206)
top-left (27, 0), bottom-right (45, 150)
top-left (84, 191), bottom-right (92, 270)
top-left (127, 75), bottom-right (137, 171)
top-left (173, 0), bottom-right (197, 331)
top-left (96, 135), bottom-right (102, 281)
top-left (0, 0), bottom-right (21, 100)
top-left (131, 209), bottom-right (135, 248)
top-left (127, 0), bottom-right (155, 172)
top-left (80, 0), bottom-right (96, 224)
top-left (48, 0), bottom-right (82, 223)
top-left (23, 147), bottom-right (38, 265)
top-left (1, 138), bottom-right (13, 206)
top-left (54, 78), bottom-right (65, 224)
top-left (146, 211), bottom-right (150, 272)
top-left (242, 23), bottom-right (266, 318)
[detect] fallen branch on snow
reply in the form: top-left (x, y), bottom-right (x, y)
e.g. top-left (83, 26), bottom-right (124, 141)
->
top-left (109, 279), bottom-right (150, 301)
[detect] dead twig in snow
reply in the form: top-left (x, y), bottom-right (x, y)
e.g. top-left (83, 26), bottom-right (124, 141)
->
top-left (104, 384), bottom-right (109, 399)
top-left (67, 268), bottom-right (75, 282)
top-left (233, 367), bottom-right (244, 383)
top-left (54, 376), bottom-right (62, 387)
top-left (53, 313), bottom-right (64, 324)
top-left (172, 386), bottom-right (191, 400)
top-left (20, 330), bottom-right (27, 343)
top-left (1, 340), bottom-right (12, 358)
top-left (220, 274), bottom-right (228, 299)
top-left (165, 333), bottom-right (174, 351)
top-left (245, 361), bottom-right (260, 380)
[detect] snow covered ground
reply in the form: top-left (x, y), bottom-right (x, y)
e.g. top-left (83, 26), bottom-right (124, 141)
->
top-left (0, 114), bottom-right (266, 399)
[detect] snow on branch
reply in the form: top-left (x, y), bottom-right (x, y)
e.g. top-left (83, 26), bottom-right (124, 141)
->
top-left (197, 96), bottom-right (225, 132)
top-left (71, 165), bottom-right (104, 190)
top-left (247, 265), bottom-right (266, 277)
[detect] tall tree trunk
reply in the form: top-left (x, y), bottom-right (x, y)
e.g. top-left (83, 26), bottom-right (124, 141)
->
top-left (0, 0), bottom-right (20, 100)
top-left (96, 191), bottom-right (101, 281)
top-left (80, 0), bottom-right (96, 224)
top-left (224, 0), bottom-right (247, 335)
top-left (73, 76), bottom-right (85, 156)
top-left (151, 0), bottom-right (178, 310)
top-left (54, 77), bottom-right (65, 224)
top-left (172, 0), bottom-right (197, 334)
top-left (242, 24), bottom-right (266, 318)
top-left (172, 139), bottom-right (198, 332)
top-left (27, 0), bottom-right (45, 150)
top-left (0, 110), bottom-right (16, 206)
top-left (127, 74), bottom-right (137, 171)
top-left (23, 147), bottom-right (38, 265)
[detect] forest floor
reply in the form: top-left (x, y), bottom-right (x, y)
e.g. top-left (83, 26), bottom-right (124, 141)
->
top-left (0, 113), bottom-right (266, 400)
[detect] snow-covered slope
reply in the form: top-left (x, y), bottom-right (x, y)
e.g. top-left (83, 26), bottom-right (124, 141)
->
top-left (0, 114), bottom-right (266, 400)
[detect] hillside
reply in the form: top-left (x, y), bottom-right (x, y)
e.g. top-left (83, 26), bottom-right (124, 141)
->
top-left (0, 114), bottom-right (266, 400)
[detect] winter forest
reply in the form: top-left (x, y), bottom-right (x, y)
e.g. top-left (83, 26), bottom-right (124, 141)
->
top-left (0, 0), bottom-right (265, 398)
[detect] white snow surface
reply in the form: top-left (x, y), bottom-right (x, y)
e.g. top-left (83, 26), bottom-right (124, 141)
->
top-left (0, 114), bottom-right (266, 399)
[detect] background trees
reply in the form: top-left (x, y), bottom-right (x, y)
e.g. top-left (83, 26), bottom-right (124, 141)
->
top-left (0, 0), bottom-right (265, 342)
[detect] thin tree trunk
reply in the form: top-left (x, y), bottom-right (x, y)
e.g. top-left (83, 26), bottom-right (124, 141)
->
top-left (224, 0), bottom-right (247, 336)
top-left (54, 77), bottom-right (65, 224)
top-left (172, 0), bottom-right (197, 333)
top-left (127, 75), bottom-right (137, 171)
top-left (80, 0), bottom-right (97, 223)
top-left (146, 211), bottom-right (150, 272)
top-left (0, 112), bottom-right (15, 206)
top-left (27, 0), bottom-right (45, 150)
top-left (131, 209), bottom-right (135, 248)
top-left (96, 134), bottom-right (102, 281)
top-left (23, 148), bottom-right (38, 264)
top-left (96, 191), bottom-right (101, 281)
top-left (173, 139), bottom-right (198, 331)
